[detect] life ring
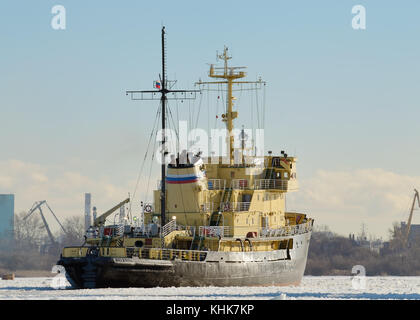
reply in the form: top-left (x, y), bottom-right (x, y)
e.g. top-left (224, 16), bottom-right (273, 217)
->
top-left (144, 204), bottom-right (152, 213)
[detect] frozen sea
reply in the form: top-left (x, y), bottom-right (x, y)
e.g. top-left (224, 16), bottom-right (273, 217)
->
top-left (1, 276), bottom-right (420, 300)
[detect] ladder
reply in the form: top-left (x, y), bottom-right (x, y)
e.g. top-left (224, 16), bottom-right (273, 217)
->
top-left (220, 188), bottom-right (232, 207)
top-left (161, 219), bottom-right (177, 237)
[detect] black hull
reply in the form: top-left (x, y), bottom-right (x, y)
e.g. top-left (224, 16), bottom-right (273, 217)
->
top-left (58, 232), bottom-right (311, 289)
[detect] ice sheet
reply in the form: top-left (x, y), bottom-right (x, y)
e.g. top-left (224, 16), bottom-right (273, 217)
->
top-left (1, 276), bottom-right (419, 300)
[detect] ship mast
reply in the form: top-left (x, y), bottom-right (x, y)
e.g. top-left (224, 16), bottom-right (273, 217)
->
top-left (126, 26), bottom-right (199, 226)
top-left (160, 27), bottom-right (167, 228)
top-left (197, 47), bottom-right (265, 165)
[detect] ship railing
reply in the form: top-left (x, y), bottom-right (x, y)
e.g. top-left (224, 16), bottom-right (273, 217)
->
top-left (259, 221), bottom-right (313, 238)
top-left (207, 179), bottom-right (226, 190)
top-left (133, 223), bottom-right (160, 238)
top-left (221, 201), bottom-right (251, 212)
top-left (254, 179), bottom-right (289, 190)
top-left (231, 179), bottom-right (250, 190)
top-left (199, 226), bottom-right (232, 238)
top-left (133, 224), bottom-right (196, 238)
top-left (138, 248), bottom-right (207, 261)
top-left (95, 225), bottom-right (125, 239)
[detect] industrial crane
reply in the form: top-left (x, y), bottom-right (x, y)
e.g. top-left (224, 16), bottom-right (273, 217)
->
top-left (403, 189), bottom-right (420, 247)
top-left (24, 200), bottom-right (66, 249)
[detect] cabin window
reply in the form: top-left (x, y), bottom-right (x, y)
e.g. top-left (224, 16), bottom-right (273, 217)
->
top-left (284, 172), bottom-right (289, 179)
top-left (242, 194), bottom-right (252, 202)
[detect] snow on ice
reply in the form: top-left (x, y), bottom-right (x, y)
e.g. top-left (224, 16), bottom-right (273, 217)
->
top-left (1, 276), bottom-right (420, 300)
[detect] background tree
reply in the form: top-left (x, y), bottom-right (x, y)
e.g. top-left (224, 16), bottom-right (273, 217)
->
top-left (13, 211), bottom-right (45, 250)
top-left (58, 216), bottom-right (85, 246)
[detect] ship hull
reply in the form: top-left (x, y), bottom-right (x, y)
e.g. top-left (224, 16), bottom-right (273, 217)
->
top-left (58, 232), bottom-right (311, 288)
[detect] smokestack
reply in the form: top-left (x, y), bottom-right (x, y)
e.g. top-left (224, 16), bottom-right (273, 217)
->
top-left (84, 193), bottom-right (91, 231)
top-left (92, 206), bottom-right (97, 222)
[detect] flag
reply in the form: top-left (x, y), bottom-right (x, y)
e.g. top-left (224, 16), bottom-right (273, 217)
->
top-left (155, 81), bottom-right (161, 89)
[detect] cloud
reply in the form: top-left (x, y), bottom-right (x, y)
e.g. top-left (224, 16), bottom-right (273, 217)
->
top-left (287, 168), bottom-right (420, 239)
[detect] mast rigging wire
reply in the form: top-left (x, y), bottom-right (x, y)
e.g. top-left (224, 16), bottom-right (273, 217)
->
top-left (129, 103), bottom-right (162, 216)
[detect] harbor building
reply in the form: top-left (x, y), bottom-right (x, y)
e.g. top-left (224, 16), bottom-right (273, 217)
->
top-left (0, 194), bottom-right (14, 237)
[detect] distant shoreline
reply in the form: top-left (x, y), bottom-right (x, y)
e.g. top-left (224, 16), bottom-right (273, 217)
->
top-left (1, 269), bottom-right (55, 278)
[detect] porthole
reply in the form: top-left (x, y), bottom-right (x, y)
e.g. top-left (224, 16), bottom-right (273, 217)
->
top-left (135, 240), bottom-right (144, 248)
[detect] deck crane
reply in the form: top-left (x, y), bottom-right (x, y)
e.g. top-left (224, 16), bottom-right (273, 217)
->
top-left (93, 198), bottom-right (130, 228)
top-left (403, 189), bottom-right (420, 247)
top-left (24, 200), bottom-right (67, 248)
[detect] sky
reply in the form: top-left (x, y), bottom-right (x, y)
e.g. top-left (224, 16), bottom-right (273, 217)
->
top-left (1, 0), bottom-right (420, 239)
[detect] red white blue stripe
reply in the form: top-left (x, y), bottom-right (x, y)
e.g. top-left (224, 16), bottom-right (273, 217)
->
top-left (166, 173), bottom-right (202, 184)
